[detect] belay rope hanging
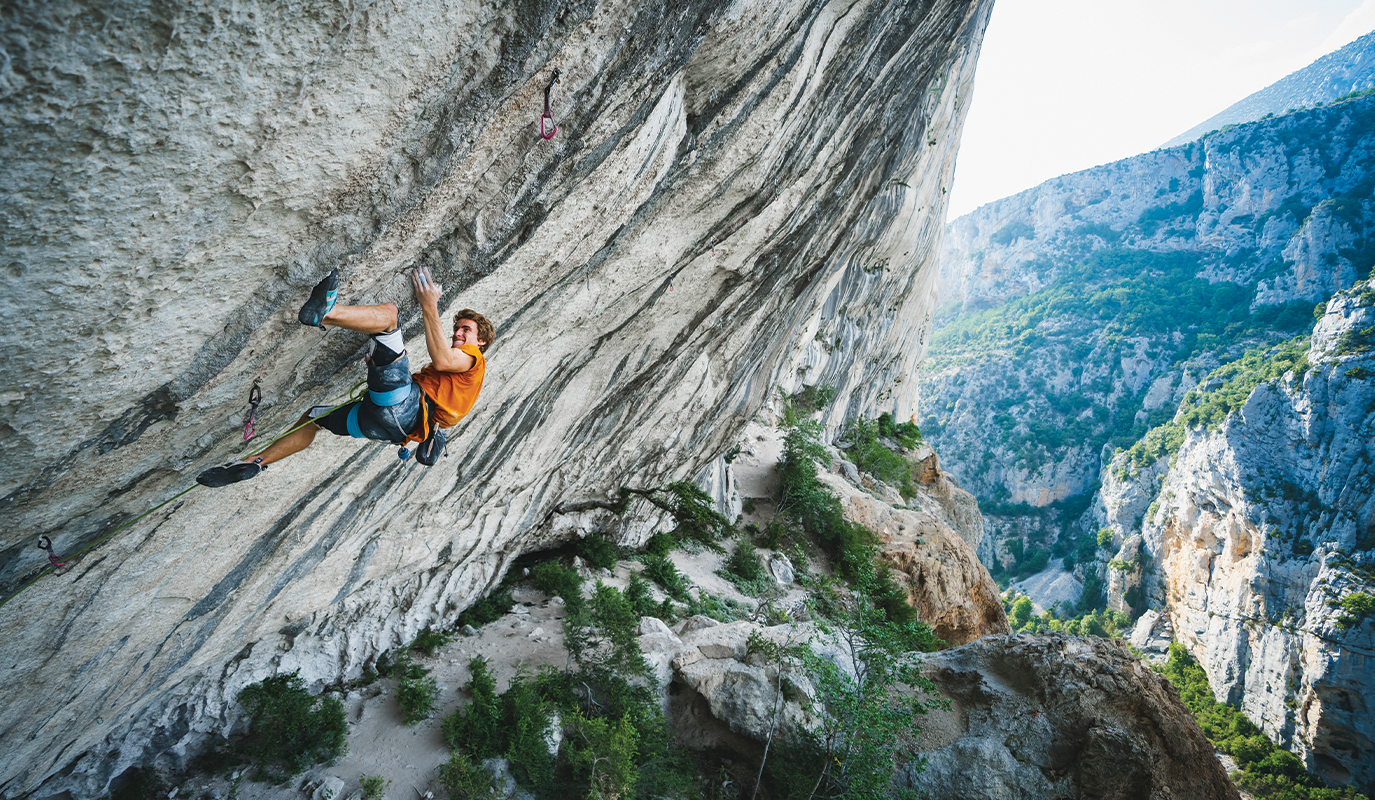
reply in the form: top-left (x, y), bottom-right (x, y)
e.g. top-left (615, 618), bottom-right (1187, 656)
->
top-left (0, 379), bottom-right (368, 612)
top-left (540, 69), bottom-right (561, 140)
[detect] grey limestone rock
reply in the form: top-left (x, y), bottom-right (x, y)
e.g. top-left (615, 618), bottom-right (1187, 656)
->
top-left (0, 1), bottom-right (995, 793)
top-left (907, 633), bottom-right (1239, 800)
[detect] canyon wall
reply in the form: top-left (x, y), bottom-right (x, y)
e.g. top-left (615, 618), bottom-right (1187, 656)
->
top-left (0, 0), bottom-right (992, 796)
top-left (923, 78), bottom-right (1375, 791)
top-left (1098, 286), bottom-right (1374, 793)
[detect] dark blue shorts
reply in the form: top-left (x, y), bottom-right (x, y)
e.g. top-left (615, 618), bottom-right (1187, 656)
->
top-left (313, 352), bottom-right (422, 444)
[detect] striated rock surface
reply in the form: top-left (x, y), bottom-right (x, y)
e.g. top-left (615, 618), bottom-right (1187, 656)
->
top-left (907, 632), bottom-right (1240, 800)
top-left (1128, 286), bottom-right (1375, 793)
top-left (0, 0), bottom-right (994, 796)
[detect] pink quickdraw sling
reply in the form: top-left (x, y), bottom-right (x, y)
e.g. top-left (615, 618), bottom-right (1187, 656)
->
top-left (540, 69), bottom-right (561, 140)
top-left (38, 535), bottom-right (69, 568)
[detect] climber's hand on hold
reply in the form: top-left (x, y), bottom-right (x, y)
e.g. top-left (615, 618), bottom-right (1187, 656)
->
top-left (411, 264), bottom-right (442, 308)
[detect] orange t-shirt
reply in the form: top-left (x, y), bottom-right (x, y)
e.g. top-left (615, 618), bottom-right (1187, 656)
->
top-left (410, 344), bottom-right (485, 433)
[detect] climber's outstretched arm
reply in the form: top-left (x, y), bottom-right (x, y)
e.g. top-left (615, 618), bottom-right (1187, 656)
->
top-left (411, 265), bottom-right (479, 374)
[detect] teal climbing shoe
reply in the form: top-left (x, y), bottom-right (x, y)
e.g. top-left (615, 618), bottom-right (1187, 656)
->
top-left (196, 459), bottom-right (266, 488)
top-left (298, 268), bottom-right (339, 328)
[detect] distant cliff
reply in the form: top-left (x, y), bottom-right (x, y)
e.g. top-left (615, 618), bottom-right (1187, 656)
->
top-left (0, 0), bottom-right (992, 796)
top-left (1164, 30), bottom-right (1375, 148)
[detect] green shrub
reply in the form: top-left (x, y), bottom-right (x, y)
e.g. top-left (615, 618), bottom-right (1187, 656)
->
top-left (642, 531), bottom-right (676, 556)
top-left (565, 711), bottom-right (639, 800)
top-left (842, 418), bottom-right (914, 496)
top-left (640, 552), bottom-right (690, 600)
top-left (876, 412), bottom-right (922, 448)
top-left (758, 518), bottom-right (789, 549)
top-left (444, 657), bottom-right (504, 757)
top-left (502, 674), bottom-right (556, 794)
top-left (577, 534), bottom-right (621, 571)
top-left (235, 672), bottom-right (348, 782)
top-left (1337, 592), bottom-right (1374, 629)
top-left (359, 774), bottom-right (388, 800)
top-left (531, 561), bottom-right (584, 612)
top-left (623, 573), bottom-right (659, 618)
top-left (411, 626), bottom-right (451, 657)
top-left (684, 591), bottom-right (750, 622)
top-left (456, 582), bottom-right (514, 630)
top-left (1097, 529), bottom-right (1114, 547)
top-left (437, 752), bottom-right (500, 799)
top-left (397, 664), bottom-right (440, 724)
top-left (783, 384), bottom-right (837, 425)
top-left (720, 544), bottom-right (770, 595)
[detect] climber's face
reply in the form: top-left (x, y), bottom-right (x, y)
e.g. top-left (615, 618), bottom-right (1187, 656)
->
top-left (452, 318), bottom-right (487, 349)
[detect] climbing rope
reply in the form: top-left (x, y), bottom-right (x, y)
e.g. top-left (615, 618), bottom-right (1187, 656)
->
top-left (540, 69), bottom-right (561, 140)
top-left (0, 380), bottom-right (368, 612)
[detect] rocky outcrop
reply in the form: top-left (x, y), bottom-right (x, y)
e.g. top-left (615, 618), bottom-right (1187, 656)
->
top-left (655, 621), bottom-right (1236, 799)
top-left (1164, 30), bottom-right (1375, 147)
top-left (817, 444), bottom-right (1009, 646)
top-left (907, 632), bottom-right (1239, 800)
top-left (0, 0), bottom-right (994, 796)
top-left (1128, 286), bottom-right (1375, 794)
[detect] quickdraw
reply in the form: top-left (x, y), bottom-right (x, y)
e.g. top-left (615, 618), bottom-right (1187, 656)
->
top-left (243, 381), bottom-right (262, 442)
top-left (540, 69), bottom-right (562, 140)
top-left (37, 536), bottom-right (69, 568)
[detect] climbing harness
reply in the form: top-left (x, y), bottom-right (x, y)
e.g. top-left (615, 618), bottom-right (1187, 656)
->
top-left (243, 381), bottom-right (262, 441)
top-left (37, 536), bottom-right (69, 568)
top-left (540, 69), bottom-right (562, 140)
top-left (0, 380), bottom-right (368, 613)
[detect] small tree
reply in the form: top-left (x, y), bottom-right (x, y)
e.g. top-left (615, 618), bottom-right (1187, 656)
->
top-left (779, 584), bottom-right (942, 799)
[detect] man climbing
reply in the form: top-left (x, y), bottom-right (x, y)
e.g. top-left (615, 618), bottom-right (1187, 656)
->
top-left (196, 265), bottom-right (493, 487)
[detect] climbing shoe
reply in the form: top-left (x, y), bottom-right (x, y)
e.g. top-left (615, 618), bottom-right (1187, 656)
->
top-left (196, 459), bottom-right (266, 488)
top-left (298, 268), bottom-right (339, 328)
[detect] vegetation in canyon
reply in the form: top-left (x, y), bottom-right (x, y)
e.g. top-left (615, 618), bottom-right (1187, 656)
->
top-left (1161, 644), bottom-right (1367, 800)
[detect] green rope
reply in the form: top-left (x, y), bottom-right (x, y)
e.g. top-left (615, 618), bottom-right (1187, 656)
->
top-left (0, 381), bottom-right (369, 612)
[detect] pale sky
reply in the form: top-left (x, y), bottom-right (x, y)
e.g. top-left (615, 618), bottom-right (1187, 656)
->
top-left (946, 0), bottom-right (1375, 220)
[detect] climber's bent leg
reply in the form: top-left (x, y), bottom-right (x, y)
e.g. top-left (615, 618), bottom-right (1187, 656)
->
top-left (323, 302), bottom-right (399, 335)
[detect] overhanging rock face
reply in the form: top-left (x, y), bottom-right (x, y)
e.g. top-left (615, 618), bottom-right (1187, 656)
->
top-left (0, 0), bottom-right (991, 795)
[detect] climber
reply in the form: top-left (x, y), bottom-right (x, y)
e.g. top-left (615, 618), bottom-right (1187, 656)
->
top-left (196, 264), bottom-right (493, 487)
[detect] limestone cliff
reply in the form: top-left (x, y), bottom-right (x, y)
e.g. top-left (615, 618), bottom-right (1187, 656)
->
top-left (0, 0), bottom-right (992, 796)
top-left (1098, 285), bottom-right (1375, 793)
